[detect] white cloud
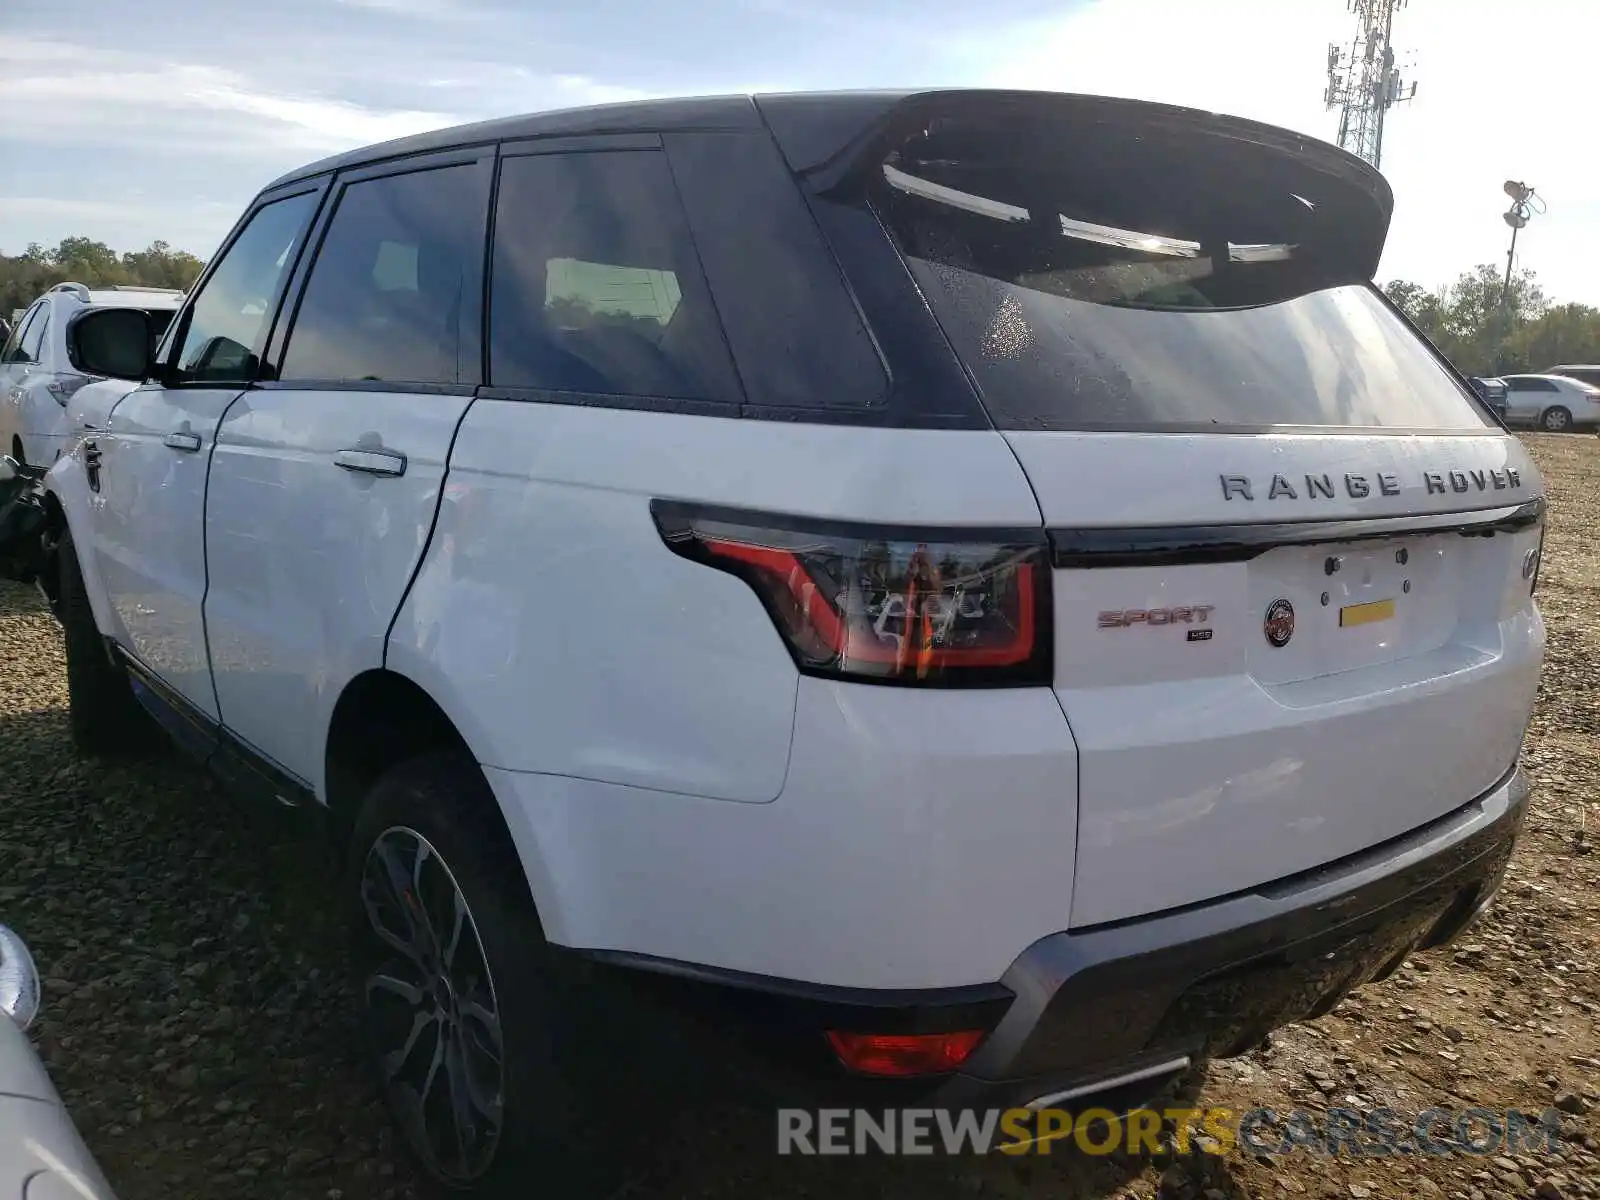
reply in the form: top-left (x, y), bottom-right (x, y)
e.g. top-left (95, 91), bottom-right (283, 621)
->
top-left (0, 39), bottom-right (461, 156)
top-left (975, 0), bottom-right (1599, 304)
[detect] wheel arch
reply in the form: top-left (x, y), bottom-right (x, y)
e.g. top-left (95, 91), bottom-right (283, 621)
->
top-left (322, 667), bottom-right (560, 930)
top-left (39, 473), bottom-right (116, 635)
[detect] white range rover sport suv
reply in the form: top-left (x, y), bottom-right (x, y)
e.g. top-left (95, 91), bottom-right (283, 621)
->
top-left (14, 89), bottom-right (1543, 1194)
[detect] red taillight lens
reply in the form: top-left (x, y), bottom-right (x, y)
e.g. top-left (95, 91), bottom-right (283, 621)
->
top-left (651, 502), bottom-right (1052, 686)
top-left (825, 1029), bottom-right (986, 1077)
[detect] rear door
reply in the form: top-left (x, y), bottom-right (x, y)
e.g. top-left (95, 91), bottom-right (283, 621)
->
top-left (857, 95), bottom-right (1546, 926)
top-left (202, 149), bottom-right (490, 792)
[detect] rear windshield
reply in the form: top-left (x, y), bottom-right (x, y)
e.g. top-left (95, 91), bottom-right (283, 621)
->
top-left (866, 111), bottom-right (1489, 432)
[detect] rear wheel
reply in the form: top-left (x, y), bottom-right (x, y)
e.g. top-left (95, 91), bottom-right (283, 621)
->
top-left (10, 437), bottom-right (23, 467)
top-left (1540, 406), bottom-right (1572, 432)
top-left (59, 537), bottom-right (147, 754)
top-left (349, 755), bottom-right (624, 1197)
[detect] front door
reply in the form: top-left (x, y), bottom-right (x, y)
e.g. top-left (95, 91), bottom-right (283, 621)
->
top-left (203, 150), bottom-right (491, 791)
top-left (89, 188), bottom-right (323, 721)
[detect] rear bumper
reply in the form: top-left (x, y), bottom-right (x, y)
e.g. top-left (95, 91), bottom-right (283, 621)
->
top-left (580, 762), bottom-right (1527, 1110)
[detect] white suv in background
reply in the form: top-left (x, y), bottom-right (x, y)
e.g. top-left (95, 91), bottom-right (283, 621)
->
top-left (12, 90), bottom-right (1543, 1196)
top-left (0, 283), bottom-right (184, 466)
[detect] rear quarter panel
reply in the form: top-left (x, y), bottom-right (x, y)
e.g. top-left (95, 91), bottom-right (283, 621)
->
top-left (385, 399), bottom-right (1045, 804)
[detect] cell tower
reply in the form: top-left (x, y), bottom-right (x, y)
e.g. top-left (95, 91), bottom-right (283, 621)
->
top-left (1323, 0), bottom-right (1418, 169)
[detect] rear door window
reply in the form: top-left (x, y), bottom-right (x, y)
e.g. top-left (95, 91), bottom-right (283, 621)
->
top-left (488, 149), bottom-right (742, 406)
top-left (280, 161), bottom-right (488, 386)
top-left (864, 107), bottom-right (1490, 432)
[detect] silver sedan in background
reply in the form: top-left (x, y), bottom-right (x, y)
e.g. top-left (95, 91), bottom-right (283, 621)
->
top-left (0, 925), bottom-right (116, 1199)
top-left (1500, 372), bottom-right (1600, 431)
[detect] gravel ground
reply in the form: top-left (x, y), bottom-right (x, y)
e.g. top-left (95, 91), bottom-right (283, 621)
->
top-left (0, 433), bottom-right (1596, 1200)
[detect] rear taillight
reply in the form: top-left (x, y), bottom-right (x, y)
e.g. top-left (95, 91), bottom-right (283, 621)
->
top-left (651, 502), bottom-right (1052, 686)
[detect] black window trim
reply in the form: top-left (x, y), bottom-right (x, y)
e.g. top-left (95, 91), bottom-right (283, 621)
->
top-left (262, 144), bottom-right (497, 392)
top-left (155, 178), bottom-right (332, 391)
top-left (500, 132), bottom-right (663, 157)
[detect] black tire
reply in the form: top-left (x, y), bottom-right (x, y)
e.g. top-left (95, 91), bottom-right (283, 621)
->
top-left (348, 755), bottom-right (628, 1198)
top-left (59, 537), bottom-right (147, 755)
top-left (1540, 406), bottom-right (1572, 432)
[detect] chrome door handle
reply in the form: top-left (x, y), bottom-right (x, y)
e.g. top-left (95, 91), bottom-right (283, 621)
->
top-left (334, 448), bottom-right (407, 477)
top-left (163, 431), bottom-right (201, 452)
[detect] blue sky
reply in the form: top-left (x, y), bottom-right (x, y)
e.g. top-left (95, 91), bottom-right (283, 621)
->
top-left (1, 0), bottom-right (1594, 303)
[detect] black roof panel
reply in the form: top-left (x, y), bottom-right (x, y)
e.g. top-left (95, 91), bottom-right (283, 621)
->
top-left (265, 93), bottom-right (778, 190)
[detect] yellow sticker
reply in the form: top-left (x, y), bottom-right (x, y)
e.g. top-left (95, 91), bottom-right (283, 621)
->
top-left (1339, 598), bottom-right (1396, 627)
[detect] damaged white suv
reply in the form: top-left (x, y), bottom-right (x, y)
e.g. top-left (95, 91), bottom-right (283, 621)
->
top-left (13, 89), bottom-right (1542, 1195)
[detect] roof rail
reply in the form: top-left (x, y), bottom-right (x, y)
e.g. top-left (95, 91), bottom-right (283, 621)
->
top-left (109, 285), bottom-right (185, 295)
top-left (46, 282), bottom-right (91, 302)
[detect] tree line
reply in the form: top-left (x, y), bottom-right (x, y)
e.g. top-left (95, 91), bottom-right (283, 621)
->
top-left (2, 238), bottom-right (207, 320)
top-left (1382, 263), bottom-right (1599, 378)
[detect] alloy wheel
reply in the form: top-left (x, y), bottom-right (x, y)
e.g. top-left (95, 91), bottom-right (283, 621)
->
top-left (358, 826), bottom-right (505, 1185)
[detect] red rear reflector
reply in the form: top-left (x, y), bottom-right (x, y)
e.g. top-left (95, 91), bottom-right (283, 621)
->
top-left (825, 1029), bottom-right (986, 1077)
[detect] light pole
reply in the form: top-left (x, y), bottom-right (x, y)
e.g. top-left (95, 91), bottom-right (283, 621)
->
top-left (1496, 181), bottom-right (1542, 370)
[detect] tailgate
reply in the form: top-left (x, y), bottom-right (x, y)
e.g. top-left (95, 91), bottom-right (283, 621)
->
top-left (1011, 430), bottom-right (1545, 927)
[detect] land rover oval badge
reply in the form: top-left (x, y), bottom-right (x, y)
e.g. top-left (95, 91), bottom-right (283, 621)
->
top-left (1264, 598), bottom-right (1295, 648)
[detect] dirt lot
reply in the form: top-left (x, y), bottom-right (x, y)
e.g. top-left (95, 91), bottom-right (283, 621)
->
top-left (0, 434), bottom-right (1596, 1200)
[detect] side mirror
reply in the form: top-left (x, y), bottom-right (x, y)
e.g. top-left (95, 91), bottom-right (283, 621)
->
top-left (65, 308), bottom-right (155, 382)
top-left (0, 456), bottom-right (17, 484)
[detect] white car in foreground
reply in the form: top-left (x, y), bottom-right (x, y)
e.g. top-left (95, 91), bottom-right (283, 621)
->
top-left (0, 925), bottom-right (115, 1199)
top-left (1, 89), bottom-right (1543, 1196)
top-left (0, 284), bottom-right (183, 468)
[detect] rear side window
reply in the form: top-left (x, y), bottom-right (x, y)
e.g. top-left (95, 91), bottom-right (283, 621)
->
top-left (489, 150), bottom-right (741, 405)
top-left (281, 162), bottom-right (488, 385)
top-left (865, 108), bottom-right (1490, 432)
top-left (665, 132), bottom-right (888, 412)
top-left (1507, 377), bottom-right (1557, 392)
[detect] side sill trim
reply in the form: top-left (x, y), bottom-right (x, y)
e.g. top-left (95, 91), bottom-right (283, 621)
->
top-left (115, 646), bottom-right (317, 809)
top-left (1049, 499), bottom-right (1543, 568)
